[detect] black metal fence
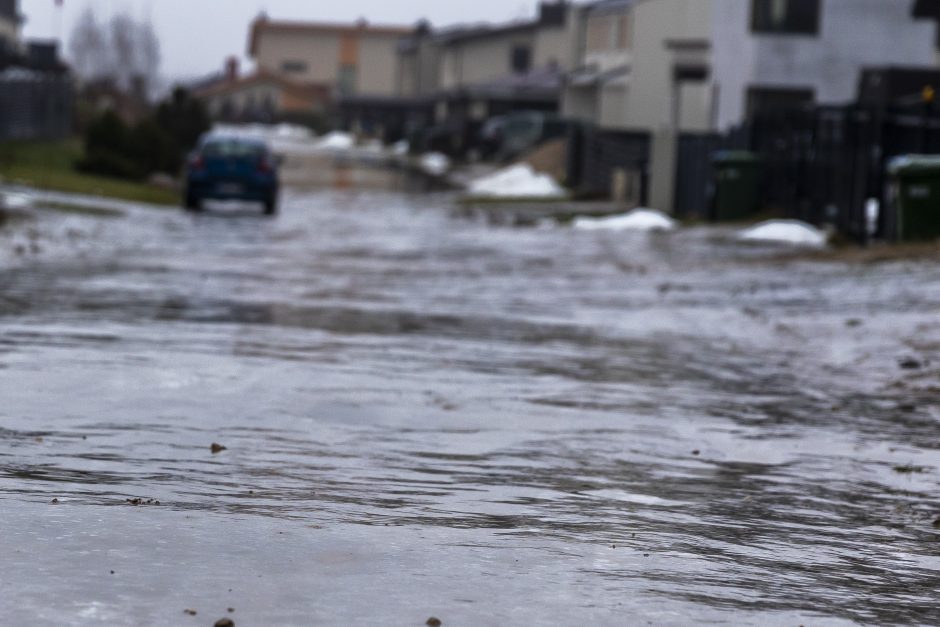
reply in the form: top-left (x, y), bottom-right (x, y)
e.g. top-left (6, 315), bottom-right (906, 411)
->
top-left (0, 68), bottom-right (73, 140)
top-left (567, 125), bottom-right (650, 201)
top-left (673, 102), bottom-right (940, 241)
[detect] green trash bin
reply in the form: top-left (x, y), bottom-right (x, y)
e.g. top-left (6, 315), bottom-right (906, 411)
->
top-left (711, 151), bottom-right (762, 222)
top-left (886, 155), bottom-right (940, 241)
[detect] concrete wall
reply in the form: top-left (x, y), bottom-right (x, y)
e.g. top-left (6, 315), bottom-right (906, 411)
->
top-left (711, 0), bottom-right (939, 130)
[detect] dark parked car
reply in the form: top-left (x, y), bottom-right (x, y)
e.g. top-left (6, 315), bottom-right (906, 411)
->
top-left (183, 134), bottom-right (280, 214)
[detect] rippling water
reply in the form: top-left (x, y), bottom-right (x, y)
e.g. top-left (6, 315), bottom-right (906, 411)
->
top-left (1, 189), bottom-right (939, 626)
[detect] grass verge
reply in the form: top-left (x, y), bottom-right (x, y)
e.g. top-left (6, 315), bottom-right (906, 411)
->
top-left (0, 139), bottom-right (178, 206)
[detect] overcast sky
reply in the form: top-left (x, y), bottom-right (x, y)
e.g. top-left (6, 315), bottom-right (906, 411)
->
top-left (21, 0), bottom-right (540, 80)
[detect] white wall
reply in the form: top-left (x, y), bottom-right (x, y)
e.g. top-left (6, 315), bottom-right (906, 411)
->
top-left (711, 0), bottom-right (939, 130)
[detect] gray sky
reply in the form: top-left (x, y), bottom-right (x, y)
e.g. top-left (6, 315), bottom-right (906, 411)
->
top-left (21, 0), bottom-right (540, 80)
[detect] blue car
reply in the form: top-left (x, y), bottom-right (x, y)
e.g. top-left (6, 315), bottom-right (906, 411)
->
top-left (183, 134), bottom-right (280, 215)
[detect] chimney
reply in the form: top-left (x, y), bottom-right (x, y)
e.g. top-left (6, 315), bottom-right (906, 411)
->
top-left (225, 56), bottom-right (240, 82)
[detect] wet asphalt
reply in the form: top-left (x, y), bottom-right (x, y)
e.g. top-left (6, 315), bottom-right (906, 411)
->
top-left (1, 188), bottom-right (939, 626)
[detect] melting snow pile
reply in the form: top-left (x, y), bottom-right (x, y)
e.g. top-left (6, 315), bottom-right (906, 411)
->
top-left (419, 152), bottom-right (451, 176)
top-left (0, 191), bottom-right (33, 210)
top-left (467, 164), bottom-right (566, 199)
top-left (738, 220), bottom-right (828, 247)
top-left (316, 131), bottom-right (355, 150)
top-left (574, 209), bottom-right (677, 232)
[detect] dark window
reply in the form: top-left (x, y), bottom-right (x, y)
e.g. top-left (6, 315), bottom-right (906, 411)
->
top-left (751, 0), bottom-right (821, 35)
top-left (338, 65), bottom-right (358, 96)
top-left (747, 86), bottom-right (815, 118)
top-left (281, 60), bottom-right (308, 74)
top-left (0, 0), bottom-right (16, 21)
top-left (511, 45), bottom-right (531, 74)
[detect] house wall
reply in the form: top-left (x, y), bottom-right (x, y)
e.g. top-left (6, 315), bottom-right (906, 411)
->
top-left (254, 30), bottom-right (341, 86)
top-left (534, 12), bottom-right (581, 70)
top-left (626, 0), bottom-right (713, 132)
top-left (253, 27), bottom-right (404, 96)
top-left (205, 82), bottom-right (281, 118)
top-left (397, 39), bottom-right (442, 97)
top-left (357, 32), bottom-right (403, 95)
top-left (584, 8), bottom-right (632, 72)
top-left (439, 30), bottom-right (538, 89)
top-left (711, 0), bottom-right (939, 130)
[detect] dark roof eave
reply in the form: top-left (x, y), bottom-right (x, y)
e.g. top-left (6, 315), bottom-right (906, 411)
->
top-left (913, 0), bottom-right (940, 18)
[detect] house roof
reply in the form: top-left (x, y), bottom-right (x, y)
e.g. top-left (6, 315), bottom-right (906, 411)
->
top-left (583, 0), bottom-right (637, 17)
top-left (193, 69), bottom-right (330, 103)
top-left (455, 65), bottom-right (565, 102)
top-left (249, 17), bottom-right (413, 56)
top-left (434, 21), bottom-right (539, 45)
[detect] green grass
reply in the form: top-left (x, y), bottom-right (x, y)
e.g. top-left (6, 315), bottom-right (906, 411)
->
top-left (0, 139), bottom-right (178, 206)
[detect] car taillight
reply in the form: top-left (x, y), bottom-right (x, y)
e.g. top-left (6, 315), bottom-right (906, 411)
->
top-left (257, 157), bottom-right (274, 174)
top-left (189, 155), bottom-right (205, 171)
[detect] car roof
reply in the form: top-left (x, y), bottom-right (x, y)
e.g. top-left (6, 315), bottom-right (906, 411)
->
top-left (200, 133), bottom-right (269, 149)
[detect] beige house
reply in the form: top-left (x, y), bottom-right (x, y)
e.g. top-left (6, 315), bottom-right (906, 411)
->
top-left (193, 69), bottom-right (331, 121)
top-left (249, 16), bottom-right (412, 97)
top-left (563, 0), bottom-right (634, 128)
top-left (435, 2), bottom-right (579, 92)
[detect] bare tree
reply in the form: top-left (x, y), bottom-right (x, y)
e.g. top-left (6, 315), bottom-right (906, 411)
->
top-left (69, 6), bottom-right (112, 82)
top-left (69, 5), bottom-right (162, 98)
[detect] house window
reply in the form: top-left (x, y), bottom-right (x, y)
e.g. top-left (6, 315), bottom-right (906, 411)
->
top-left (338, 65), bottom-right (358, 96)
top-left (747, 86), bottom-right (814, 117)
top-left (281, 60), bottom-right (308, 74)
top-left (511, 45), bottom-right (531, 74)
top-left (751, 0), bottom-right (821, 35)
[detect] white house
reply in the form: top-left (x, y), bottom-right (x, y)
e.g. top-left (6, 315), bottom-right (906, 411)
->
top-left (567, 0), bottom-right (940, 211)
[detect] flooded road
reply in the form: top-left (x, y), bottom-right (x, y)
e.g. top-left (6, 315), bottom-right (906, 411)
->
top-left (1, 188), bottom-right (939, 626)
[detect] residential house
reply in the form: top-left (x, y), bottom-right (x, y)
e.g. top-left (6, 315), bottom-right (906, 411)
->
top-left (563, 0), bottom-right (634, 128)
top-left (564, 0), bottom-right (940, 211)
top-left (192, 59), bottom-right (331, 123)
top-left (0, 0), bottom-right (72, 140)
top-left (391, 2), bottom-right (581, 154)
top-left (249, 15), bottom-right (412, 98)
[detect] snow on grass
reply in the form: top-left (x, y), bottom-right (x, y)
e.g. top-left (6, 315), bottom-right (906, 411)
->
top-left (573, 209), bottom-right (677, 232)
top-left (467, 164), bottom-right (566, 199)
top-left (738, 220), bottom-right (828, 247)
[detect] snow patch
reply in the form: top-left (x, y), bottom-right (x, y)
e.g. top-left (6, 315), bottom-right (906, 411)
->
top-left (419, 152), bottom-right (451, 176)
top-left (0, 191), bottom-right (33, 210)
top-left (392, 140), bottom-right (410, 157)
top-left (467, 164), bottom-right (566, 199)
top-left (316, 131), bottom-right (355, 150)
top-left (574, 208), bottom-right (677, 232)
top-left (738, 220), bottom-right (828, 247)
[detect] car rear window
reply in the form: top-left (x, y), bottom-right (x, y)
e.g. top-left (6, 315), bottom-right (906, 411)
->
top-left (202, 139), bottom-right (266, 158)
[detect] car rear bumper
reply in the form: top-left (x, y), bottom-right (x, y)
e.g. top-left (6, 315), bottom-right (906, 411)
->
top-left (186, 177), bottom-right (278, 201)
